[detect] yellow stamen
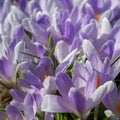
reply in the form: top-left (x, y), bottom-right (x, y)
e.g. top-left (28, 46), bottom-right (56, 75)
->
top-left (44, 75), bottom-right (48, 79)
top-left (117, 101), bottom-right (120, 113)
top-left (5, 117), bottom-right (9, 120)
top-left (95, 14), bottom-right (101, 20)
top-left (96, 75), bottom-right (101, 88)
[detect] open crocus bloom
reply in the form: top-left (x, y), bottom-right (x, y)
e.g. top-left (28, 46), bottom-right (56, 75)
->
top-left (41, 72), bottom-right (115, 119)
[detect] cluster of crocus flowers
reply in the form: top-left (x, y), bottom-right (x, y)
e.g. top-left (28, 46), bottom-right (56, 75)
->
top-left (0, 0), bottom-right (120, 120)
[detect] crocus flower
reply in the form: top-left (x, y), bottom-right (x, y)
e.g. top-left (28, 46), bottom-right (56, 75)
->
top-left (6, 94), bottom-right (38, 120)
top-left (31, 57), bottom-right (54, 82)
top-left (80, 18), bottom-right (113, 55)
top-left (7, 105), bottom-right (25, 120)
top-left (84, 0), bottom-right (120, 21)
top-left (103, 84), bottom-right (120, 119)
top-left (82, 39), bottom-right (120, 82)
top-left (22, 18), bottom-right (49, 46)
top-left (0, 40), bottom-right (25, 87)
top-left (54, 40), bottom-right (79, 73)
top-left (41, 72), bottom-right (115, 119)
top-left (6, 68), bottom-right (56, 120)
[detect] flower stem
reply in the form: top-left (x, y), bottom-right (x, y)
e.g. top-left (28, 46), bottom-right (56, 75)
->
top-left (94, 105), bottom-right (99, 120)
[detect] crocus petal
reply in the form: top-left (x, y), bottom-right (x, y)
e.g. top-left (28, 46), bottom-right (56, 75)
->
top-left (55, 61), bottom-right (69, 73)
top-left (82, 40), bottom-right (102, 71)
top-left (101, 17), bottom-right (111, 34)
top-left (70, 6), bottom-right (79, 25)
top-left (18, 79), bottom-right (35, 94)
top-left (0, 0), bottom-right (11, 21)
top-left (68, 87), bottom-right (86, 115)
top-left (0, 57), bottom-right (16, 81)
top-left (81, 20), bottom-right (97, 40)
top-left (70, 38), bottom-right (81, 52)
top-left (28, 20), bottom-right (48, 45)
top-left (27, 0), bottom-right (41, 14)
top-left (18, 78), bottom-right (31, 88)
top-left (56, 72), bottom-right (73, 98)
top-left (110, 58), bottom-right (120, 79)
top-left (72, 61), bottom-right (93, 88)
top-left (112, 35), bottom-right (120, 61)
top-left (62, 48), bottom-right (78, 65)
top-left (103, 85), bottom-right (118, 114)
top-left (44, 113), bottom-right (54, 120)
top-left (10, 89), bottom-right (26, 103)
top-left (24, 94), bottom-right (37, 119)
top-left (86, 81), bottom-right (115, 110)
top-left (22, 19), bottom-right (48, 45)
top-left (89, 52), bottom-right (102, 72)
top-left (82, 39), bottom-right (97, 58)
top-left (102, 57), bottom-right (110, 75)
top-left (10, 100), bottom-right (24, 111)
top-left (84, 72), bottom-right (97, 98)
top-left (13, 40), bottom-right (25, 63)
top-left (43, 76), bottom-right (57, 92)
top-left (11, 6), bottom-right (26, 20)
top-left (41, 95), bottom-right (71, 113)
top-left (100, 40), bottom-right (114, 59)
top-left (24, 70), bottom-right (43, 89)
top-left (12, 24), bottom-right (24, 42)
top-left (36, 13), bottom-right (50, 29)
top-left (56, 48), bottom-right (78, 73)
top-left (6, 105), bottom-right (23, 120)
top-left (54, 40), bottom-right (69, 63)
top-left (64, 18), bottom-right (75, 42)
top-left (22, 18), bottom-right (31, 31)
top-left (34, 57), bottom-right (54, 82)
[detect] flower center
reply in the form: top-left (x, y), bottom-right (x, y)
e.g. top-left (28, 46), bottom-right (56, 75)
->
top-left (44, 75), bottom-right (48, 79)
top-left (96, 75), bottom-right (101, 88)
top-left (95, 14), bottom-right (100, 20)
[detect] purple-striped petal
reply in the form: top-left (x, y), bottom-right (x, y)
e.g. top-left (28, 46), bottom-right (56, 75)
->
top-left (56, 73), bottom-right (73, 98)
top-left (68, 87), bottom-right (86, 115)
top-left (41, 95), bottom-right (71, 113)
top-left (6, 105), bottom-right (23, 120)
top-left (86, 81), bottom-right (115, 110)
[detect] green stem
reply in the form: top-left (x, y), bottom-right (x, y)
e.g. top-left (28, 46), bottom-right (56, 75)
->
top-left (94, 105), bottom-right (99, 120)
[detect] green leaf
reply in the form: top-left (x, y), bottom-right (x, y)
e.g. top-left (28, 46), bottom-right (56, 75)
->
top-left (46, 33), bottom-right (52, 49)
top-left (49, 47), bottom-right (55, 58)
top-left (0, 106), bottom-right (6, 112)
top-left (77, 55), bottom-right (82, 62)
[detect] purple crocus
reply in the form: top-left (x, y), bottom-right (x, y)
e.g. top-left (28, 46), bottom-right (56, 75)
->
top-left (22, 18), bottom-right (49, 46)
top-left (6, 93), bottom-right (38, 120)
top-left (6, 69), bottom-right (56, 120)
top-left (41, 72), bottom-right (115, 119)
top-left (103, 84), bottom-right (120, 119)
top-left (31, 57), bottom-right (54, 82)
top-left (0, 40), bottom-right (25, 88)
top-left (84, 0), bottom-right (120, 21)
top-left (54, 40), bottom-right (79, 73)
top-left (82, 39), bottom-right (120, 82)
